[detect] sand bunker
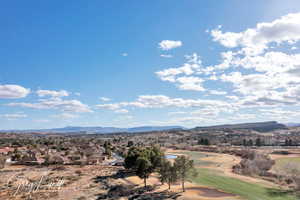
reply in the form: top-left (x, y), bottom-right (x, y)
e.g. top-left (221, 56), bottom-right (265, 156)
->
top-left (187, 187), bottom-right (235, 198)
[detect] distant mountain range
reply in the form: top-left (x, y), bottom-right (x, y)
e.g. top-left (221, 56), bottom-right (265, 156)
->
top-left (0, 126), bottom-right (184, 134)
top-left (192, 121), bottom-right (287, 132)
top-left (285, 123), bottom-right (300, 127)
top-left (0, 121), bottom-right (289, 134)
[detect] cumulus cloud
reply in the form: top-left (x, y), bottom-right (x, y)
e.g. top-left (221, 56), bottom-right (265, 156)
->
top-left (226, 95), bottom-right (240, 101)
top-left (0, 84), bottom-right (30, 99)
top-left (156, 53), bottom-right (202, 80)
top-left (96, 103), bottom-right (120, 110)
top-left (96, 95), bottom-right (234, 116)
top-left (100, 97), bottom-right (111, 102)
top-left (37, 89), bottom-right (69, 98)
top-left (204, 14), bottom-right (300, 109)
top-left (211, 12), bottom-right (300, 55)
top-left (159, 40), bottom-right (182, 50)
top-left (176, 76), bottom-right (205, 91)
top-left (209, 90), bottom-right (227, 95)
top-left (156, 53), bottom-right (206, 91)
top-left (7, 98), bottom-right (92, 113)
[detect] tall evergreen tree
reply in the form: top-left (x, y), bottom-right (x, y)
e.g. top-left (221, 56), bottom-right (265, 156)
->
top-left (159, 159), bottom-right (178, 189)
top-left (174, 155), bottom-right (197, 192)
top-left (136, 157), bottom-right (152, 187)
top-left (255, 138), bottom-right (261, 147)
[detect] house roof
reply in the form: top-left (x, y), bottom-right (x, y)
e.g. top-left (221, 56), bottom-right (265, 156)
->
top-left (0, 147), bottom-right (14, 154)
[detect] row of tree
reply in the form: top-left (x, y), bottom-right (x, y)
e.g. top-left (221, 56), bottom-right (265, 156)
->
top-left (197, 138), bottom-right (210, 145)
top-left (242, 138), bottom-right (263, 146)
top-left (242, 138), bottom-right (296, 147)
top-left (124, 146), bottom-right (197, 191)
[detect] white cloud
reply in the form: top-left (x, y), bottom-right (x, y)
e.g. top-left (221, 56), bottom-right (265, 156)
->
top-left (160, 54), bottom-right (173, 58)
top-left (176, 76), bottom-right (205, 91)
top-left (217, 50), bottom-right (300, 107)
top-left (233, 52), bottom-right (300, 76)
top-left (156, 53), bottom-right (202, 81)
top-left (159, 40), bottom-right (182, 50)
top-left (156, 53), bottom-right (206, 91)
top-left (211, 12), bottom-right (300, 55)
top-left (156, 64), bottom-right (196, 82)
top-left (226, 95), bottom-right (240, 101)
top-left (0, 84), bottom-right (30, 99)
top-left (209, 90), bottom-right (227, 95)
top-left (52, 113), bottom-right (78, 119)
top-left (167, 111), bottom-right (187, 116)
top-left (0, 113), bottom-right (27, 120)
top-left (114, 109), bottom-right (129, 114)
top-left (96, 95), bottom-right (234, 114)
top-left (37, 89), bottom-right (69, 98)
top-left (96, 103), bottom-right (120, 110)
top-left (100, 97), bottom-right (111, 102)
top-left (208, 75), bottom-right (218, 80)
top-left (121, 53), bottom-right (128, 56)
top-left (221, 72), bottom-right (278, 95)
top-left (7, 98), bottom-right (92, 113)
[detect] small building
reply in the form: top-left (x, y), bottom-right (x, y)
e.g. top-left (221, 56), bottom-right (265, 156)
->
top-left (0, 147), bottom-right (14, 155)
top-left (87, 156), bottom-right (105, 165)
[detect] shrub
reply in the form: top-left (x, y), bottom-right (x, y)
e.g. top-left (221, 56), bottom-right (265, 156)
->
top-left (0, 155), bottom-right (6, 169)
top-left (75, 170), bottom-right (82, 176)
top-left (233, 151), bottom-right (274, 176)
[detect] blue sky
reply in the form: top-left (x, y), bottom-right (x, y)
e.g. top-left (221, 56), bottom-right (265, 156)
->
top-left (1, 0), bottom-right (300, 129)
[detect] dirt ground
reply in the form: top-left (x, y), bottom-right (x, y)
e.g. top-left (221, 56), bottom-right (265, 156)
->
top-left (0, 165), bottom-right (122, 200)
top-left (121, 174), bottom-right (237, 200)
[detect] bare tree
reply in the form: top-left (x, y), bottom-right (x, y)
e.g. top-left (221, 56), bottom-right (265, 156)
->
top-left (0, 155), bottom-right (6, 169)
top-left (279, 162), bottom-right (300, 193)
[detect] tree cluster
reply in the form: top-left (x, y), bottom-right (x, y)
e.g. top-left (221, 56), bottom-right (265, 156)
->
top-left (125, 146), bottom-right (197, 191)
top-left (125, 146), bottom-right (163, 187)
top-left (197, 138), bottom-right (210, 145)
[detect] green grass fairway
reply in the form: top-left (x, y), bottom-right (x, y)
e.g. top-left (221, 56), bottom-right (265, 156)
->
top-left (190, 168), bottom-right (297, 200)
